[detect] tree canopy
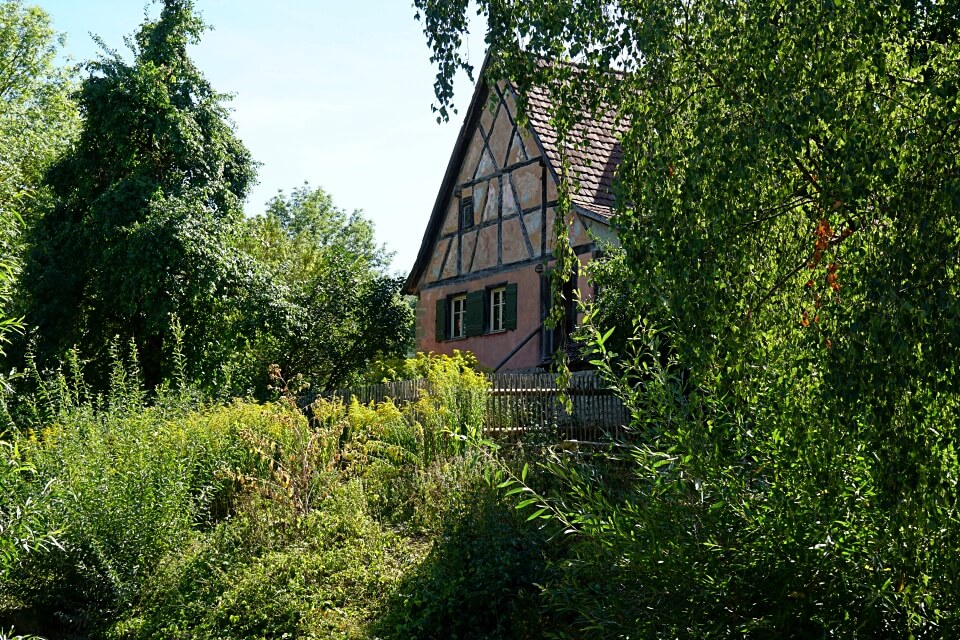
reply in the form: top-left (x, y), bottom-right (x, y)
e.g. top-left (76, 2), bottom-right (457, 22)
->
top-left (0, 0), bottom-right (78, 213)
top-left (417, 2), bottom-right (960, 367)
top-left (236, 184), bottom-right (412, 393)
top-left (0, 0), bottom-right (78, 354)
top-left (418, 1), bottom-right (960, 635)
top-left (19, 0), bottom-right (256, 389)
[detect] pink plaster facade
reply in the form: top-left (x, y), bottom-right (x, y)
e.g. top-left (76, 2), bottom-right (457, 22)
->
top-left (416, 264), bottom-right (546, 370)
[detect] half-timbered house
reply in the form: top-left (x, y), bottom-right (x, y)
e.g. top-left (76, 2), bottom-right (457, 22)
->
top-left (405, 64), bottom-right (623, 371)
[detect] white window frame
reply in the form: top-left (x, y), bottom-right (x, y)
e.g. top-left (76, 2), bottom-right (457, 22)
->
top-left (450, 294), bottom-right (467, 339)
top-left (489, 286), bottom-right (506, 333)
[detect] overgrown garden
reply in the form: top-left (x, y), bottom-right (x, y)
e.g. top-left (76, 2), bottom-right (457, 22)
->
top-left (2, 349), bottom-right (555, 639)
top-left (1, 0), bottom-right (959, 638)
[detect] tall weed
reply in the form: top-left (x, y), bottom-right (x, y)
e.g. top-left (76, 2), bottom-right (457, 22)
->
top-left (0, 440), bottom-right (58, 582)
top-left (1, 347), bottom-right (551, 639)
top-left (0, 350), bottom-right (304, 631)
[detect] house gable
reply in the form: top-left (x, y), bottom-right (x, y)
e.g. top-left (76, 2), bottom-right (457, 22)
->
top-left (407, 59), bottom-right (624, 298)
top-left (406, 59), bottom-right (623, 370)
top-left (415, 78), bottom-right (566, 293)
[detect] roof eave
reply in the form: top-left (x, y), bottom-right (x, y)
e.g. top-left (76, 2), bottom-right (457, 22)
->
top-left (572, 203), bottom-right (614, 225)
top-left (404, 55), bottom-right (493, 295)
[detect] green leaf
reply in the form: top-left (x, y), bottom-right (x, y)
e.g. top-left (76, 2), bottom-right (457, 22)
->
top-left (515, 497), bottom-right (539, 510)
top-left (527, 507), bottom-right (549, 521)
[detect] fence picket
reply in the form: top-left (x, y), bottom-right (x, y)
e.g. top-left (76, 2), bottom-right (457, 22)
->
top-left (322, 370), bottom-right (629, 442)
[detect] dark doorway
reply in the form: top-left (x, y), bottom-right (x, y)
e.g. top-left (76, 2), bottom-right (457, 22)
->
top-left (540, 263), bottom-right (578, 364)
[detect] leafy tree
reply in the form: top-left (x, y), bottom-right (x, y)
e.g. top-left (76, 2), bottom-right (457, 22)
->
top-left (18, 0), bottom-right (256, 389)
top-left (236, 184), bottom-right (412, 393)
top-left (418, 1), bottom-right (960, 636)
top-left (0, 1), bottom-right (78, 352)
top-left (0, 1), bottom-right (78, 218)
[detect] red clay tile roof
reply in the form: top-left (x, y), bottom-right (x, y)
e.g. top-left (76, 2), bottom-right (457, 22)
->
top-left (524, 82), bottom-right (627, 219)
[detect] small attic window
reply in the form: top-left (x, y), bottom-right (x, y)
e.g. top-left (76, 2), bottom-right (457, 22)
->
top-left (459, 190), bottom-right (475, 229)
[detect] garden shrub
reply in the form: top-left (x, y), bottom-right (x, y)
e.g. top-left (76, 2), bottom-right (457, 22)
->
top-left (362, 350), bottom-right (483, 385)
top-left (499, 320), bottom-right (960, 638)
top-left (1, 362), bottom-right (307, 632)
top-left (408, 354), bottom-right (488, 458)
top-left (375, 462), bottom-right (549, 640)
top-left (330, 359), bottom-right (488, 533)
top-left (130, 481), bottom-right (419, 640)
top-left (357, 351), bottom-right (488, 462)
top-left (234, 396), bottom-right (346, 516)
top-left (10, 403), bottom-right (198, 624)
top-left (0, 440), bottom-right (58, 585)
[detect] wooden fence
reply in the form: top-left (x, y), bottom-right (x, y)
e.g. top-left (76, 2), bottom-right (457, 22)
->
top-left (324, 371), bottom-right (630, 442)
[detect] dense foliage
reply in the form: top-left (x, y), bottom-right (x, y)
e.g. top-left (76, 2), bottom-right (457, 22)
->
top-left (6, 1), bottom-right (411, 397)
top-left (0, 0), bottom-right (78, 221)
top-left (362, 349), bottom-right (482, 384)
top-left (417, 1), bottom-right (960, 636)
top-left (0, 0), bottom-right (78, 354)
top-left (0, 354), bottom-right (550, 640)
top-left (235, 184), bottom-right (413, 393)
top-left (4, 0), bottom-right (958, 637)
top-left (17, 0), bottom-right (259, 389)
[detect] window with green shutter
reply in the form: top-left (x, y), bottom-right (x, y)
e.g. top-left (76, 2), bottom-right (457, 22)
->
top-left (435, 298), bottom-right (447, 342)
top-left (504, 282), bottom-right (518, 330)
top-left (465, 290), bottom-right (485, 336)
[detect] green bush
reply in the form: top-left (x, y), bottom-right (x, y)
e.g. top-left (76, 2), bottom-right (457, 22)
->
top-left (1, 364), bottom-right (304, 631)
top-left (12, 405), bottom-right (197, 622)
top-left (0, 440), bottom-right (58, 584)
top-left (332, 357), bottom-right (488, 533)
top-left (362, 350), bottom-right (484, 385)
top-left (132, 481), bottom-right (415, 640)
top-left (375, 461), bottom-right (548, 640)
top-left (504, 320), bottom-right (960, 638)
top-left (356, 351), bottom-right (488, 456)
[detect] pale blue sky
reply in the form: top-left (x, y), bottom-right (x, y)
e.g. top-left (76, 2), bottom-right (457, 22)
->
top-left (38, 1), bottom-right (486, 275)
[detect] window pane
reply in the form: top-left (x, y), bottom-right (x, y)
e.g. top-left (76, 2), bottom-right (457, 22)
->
top-left (460, 196), bottom-right (474, 229)
top-left (490, 287), bottom-right (506, 332)
top-left (451, 296), bottom-right (467, 338)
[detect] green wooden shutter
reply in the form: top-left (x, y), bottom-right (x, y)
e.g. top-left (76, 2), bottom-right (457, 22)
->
top-left (465, 290), bottom-right (485, 337)
top-left (435, 298), bottom-right (447, 342)
top-left (504, 282), bottom-right (518, 330)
